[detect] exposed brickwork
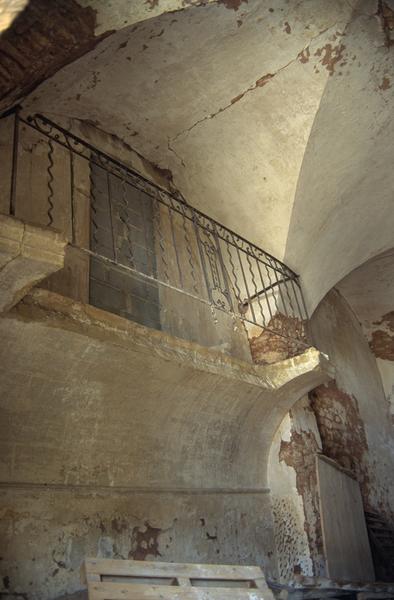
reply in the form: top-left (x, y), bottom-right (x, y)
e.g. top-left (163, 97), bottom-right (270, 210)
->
top-left (377, 0), bottom-right (394, 47)
top-left (249, 313), bottom-right (308, 365)
top-left (279, 425), bottom-right (324, 575)
top-left (0, 0), bottom-right (112, 111)
top-left (309, 381), bottom-right (370, 504)
top-left (370, 330), bottom-right (394, 361)
top-left (129, 522), bottom-right (163, 560)
top-left (271, 495), bottom-right (313, 580)
top-left (369, 311), bottom-right (394, 361)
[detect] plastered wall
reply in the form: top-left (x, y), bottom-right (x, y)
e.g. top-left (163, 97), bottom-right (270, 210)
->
top-left (0, 487), bottom-right (272, 600)
top-left (0, 288), bottom-right (331, 598)
top-left (310, 289), bottom-right (394, 525)
top-left (268, 288), bottom-right (394, 581)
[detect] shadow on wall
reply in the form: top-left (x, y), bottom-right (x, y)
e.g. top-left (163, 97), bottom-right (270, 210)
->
top-left (336, 247), bottom-right (394, 422)
top-left (268, 283), bottom-right (394, 582)
top-left (309, 288), bottom-right (394, 580)
top-left (284, 0), bottom-right (394, 314)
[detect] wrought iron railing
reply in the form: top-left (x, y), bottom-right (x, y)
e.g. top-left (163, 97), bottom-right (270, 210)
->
top-left (3, 109), bottom-right (308, 345)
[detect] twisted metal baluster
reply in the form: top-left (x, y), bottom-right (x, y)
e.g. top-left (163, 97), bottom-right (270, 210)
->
top-left (280, 271), bottom-right (298, 354)
top-left (295, 279), bottom-right (309, 321)
top-left (119, 173), bottom-right (135, 268)
top-left (181, 208), bottom-right (198, 294)
top-left (268, 259), bottom-right (289, 317)
top-left (213, 226), bottom-right (233, 312)
top-left (264, 261), bottom-right (280, 325)
top-left (234, 238), bottom-right (256, 324)
top-left (283, 273), bottom-right (297, 319)
top-left (289, 277), bottom-right (306, 341)
top-left (10, 108), bottom-right (20, 216)
top-left (193, 214), bottom-right (213, 305)
top-left (210, 303), bottom-right (218, 325)
top-left (153, 204), bottom-right (170, 283)
top-left (69, 150), bottom-right (75, 245)
top-left (140, 196), bottom-right (152, 276)
top-left (89, 161), bottom-right (99, 250)
top-left (267, 259), bottom-right (290, 340)
top-left (226, 241), bottom-right (242, 307)
top-left (47, 139), bottom-right (55, 227)
top-left (288, 277), bottom-right (302, 320)
top-left (168, 204), bottom-right (183, 288)
top-left (107, 172), bottom-right (117, 262)
top-left (246, 251), bottom-right (266, 328)
top-left (255, 259), bottom-right (271, 325)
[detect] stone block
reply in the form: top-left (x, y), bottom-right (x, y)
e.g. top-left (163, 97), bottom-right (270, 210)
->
top-left (0, 214), bottom-right (67, 312)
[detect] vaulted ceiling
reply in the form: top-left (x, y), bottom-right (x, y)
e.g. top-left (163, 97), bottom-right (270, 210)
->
top-left (1, 0), bottom-right (394, 313)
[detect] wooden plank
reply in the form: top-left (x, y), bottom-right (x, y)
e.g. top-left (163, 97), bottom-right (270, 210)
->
top-left (317, 455), bottom-right (375, 582)
top-left (85, 558), bottom-right (263, 580)
top-left (88, 582), bottom-right (266, 600)
top-left (177, 578), bottom-right (192, 587)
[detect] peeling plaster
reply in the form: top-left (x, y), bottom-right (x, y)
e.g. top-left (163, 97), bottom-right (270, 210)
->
top-left (0, 0), bottom-right (113, 112)
top-left (268, 399), bottom-right (324, 581)
top-left (310, 381), bottom-right (370, 497)
top-left (310, 289), bottom-right (394, 526)
top-left (22, 0), bottom-right (360, 265)
top-left (167, 23), bottom-right (347, 149)
top-left (377, 0), bottom-right (394, 46)
top-left (337, 250), bottom-right (394, 418)
top-left (218, 0), bottom-right (248, 10)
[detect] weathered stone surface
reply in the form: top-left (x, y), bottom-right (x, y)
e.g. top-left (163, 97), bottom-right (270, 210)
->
top-left (22, 0), bottom-right (354, 268)
top-left (285, 8), bottom-right (394, 312)
top-left (310, 289), bottom-right (394, 528)
top-left (0, 0), bottom-right (392, 593)
top-left (0, 287), bottom-right (331, 598)
top-left (0, 214), bottom-right (66, 313)
top-left (1, 0), bottom-right (393, 318)
top-left (267, 287), bottom-right (394, 582)
top-left (249, 313), bottom-right (308, 365)
top-left (18, 0), bottom-right (394, 319)
top-left (268, 397), bottom-right (324, 582)
top-left (337, 249), bottom-right (394, 420)
top-left (0, 487), bottom-right (272, 600)
top-left (0, 0), bottom-right (112, 111)
top-left (0, 0), bottom-right (219, 112)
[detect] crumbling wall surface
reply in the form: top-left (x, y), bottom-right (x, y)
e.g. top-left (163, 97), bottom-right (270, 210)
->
top-left (359, 311), bottom-right (394, 422)
top-left (0, 112), bottom-right (252, 360)
top-left (336, 249), bottom-right (394, 422)
top-left (268, 397), bottom-right (324, 581)
top-left (249, 313), bottom-right (308, 365)
top-left (0, 288), bottom-right (331, 599)
top-left (268, 288), bottom-right (394, 581)
top-left (0, 487), bottom-right (272, 600)
top-left (309, 382), bottom-right (370, 497)
top-left (310, 289), bottom-right (394, 525)
top-left (0, 0), bottom-right (112, 112)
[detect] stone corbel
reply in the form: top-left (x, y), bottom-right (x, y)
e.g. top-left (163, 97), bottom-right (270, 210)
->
top-left (0, 214), bottom-right (67, 313)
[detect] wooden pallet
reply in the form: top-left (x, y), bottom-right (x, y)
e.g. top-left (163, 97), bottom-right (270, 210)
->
top-left (84, 558), bottom-right (275, 600)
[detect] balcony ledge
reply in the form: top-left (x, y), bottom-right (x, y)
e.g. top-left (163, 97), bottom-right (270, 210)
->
top-left (0, 214), bottom-right (67, 313)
